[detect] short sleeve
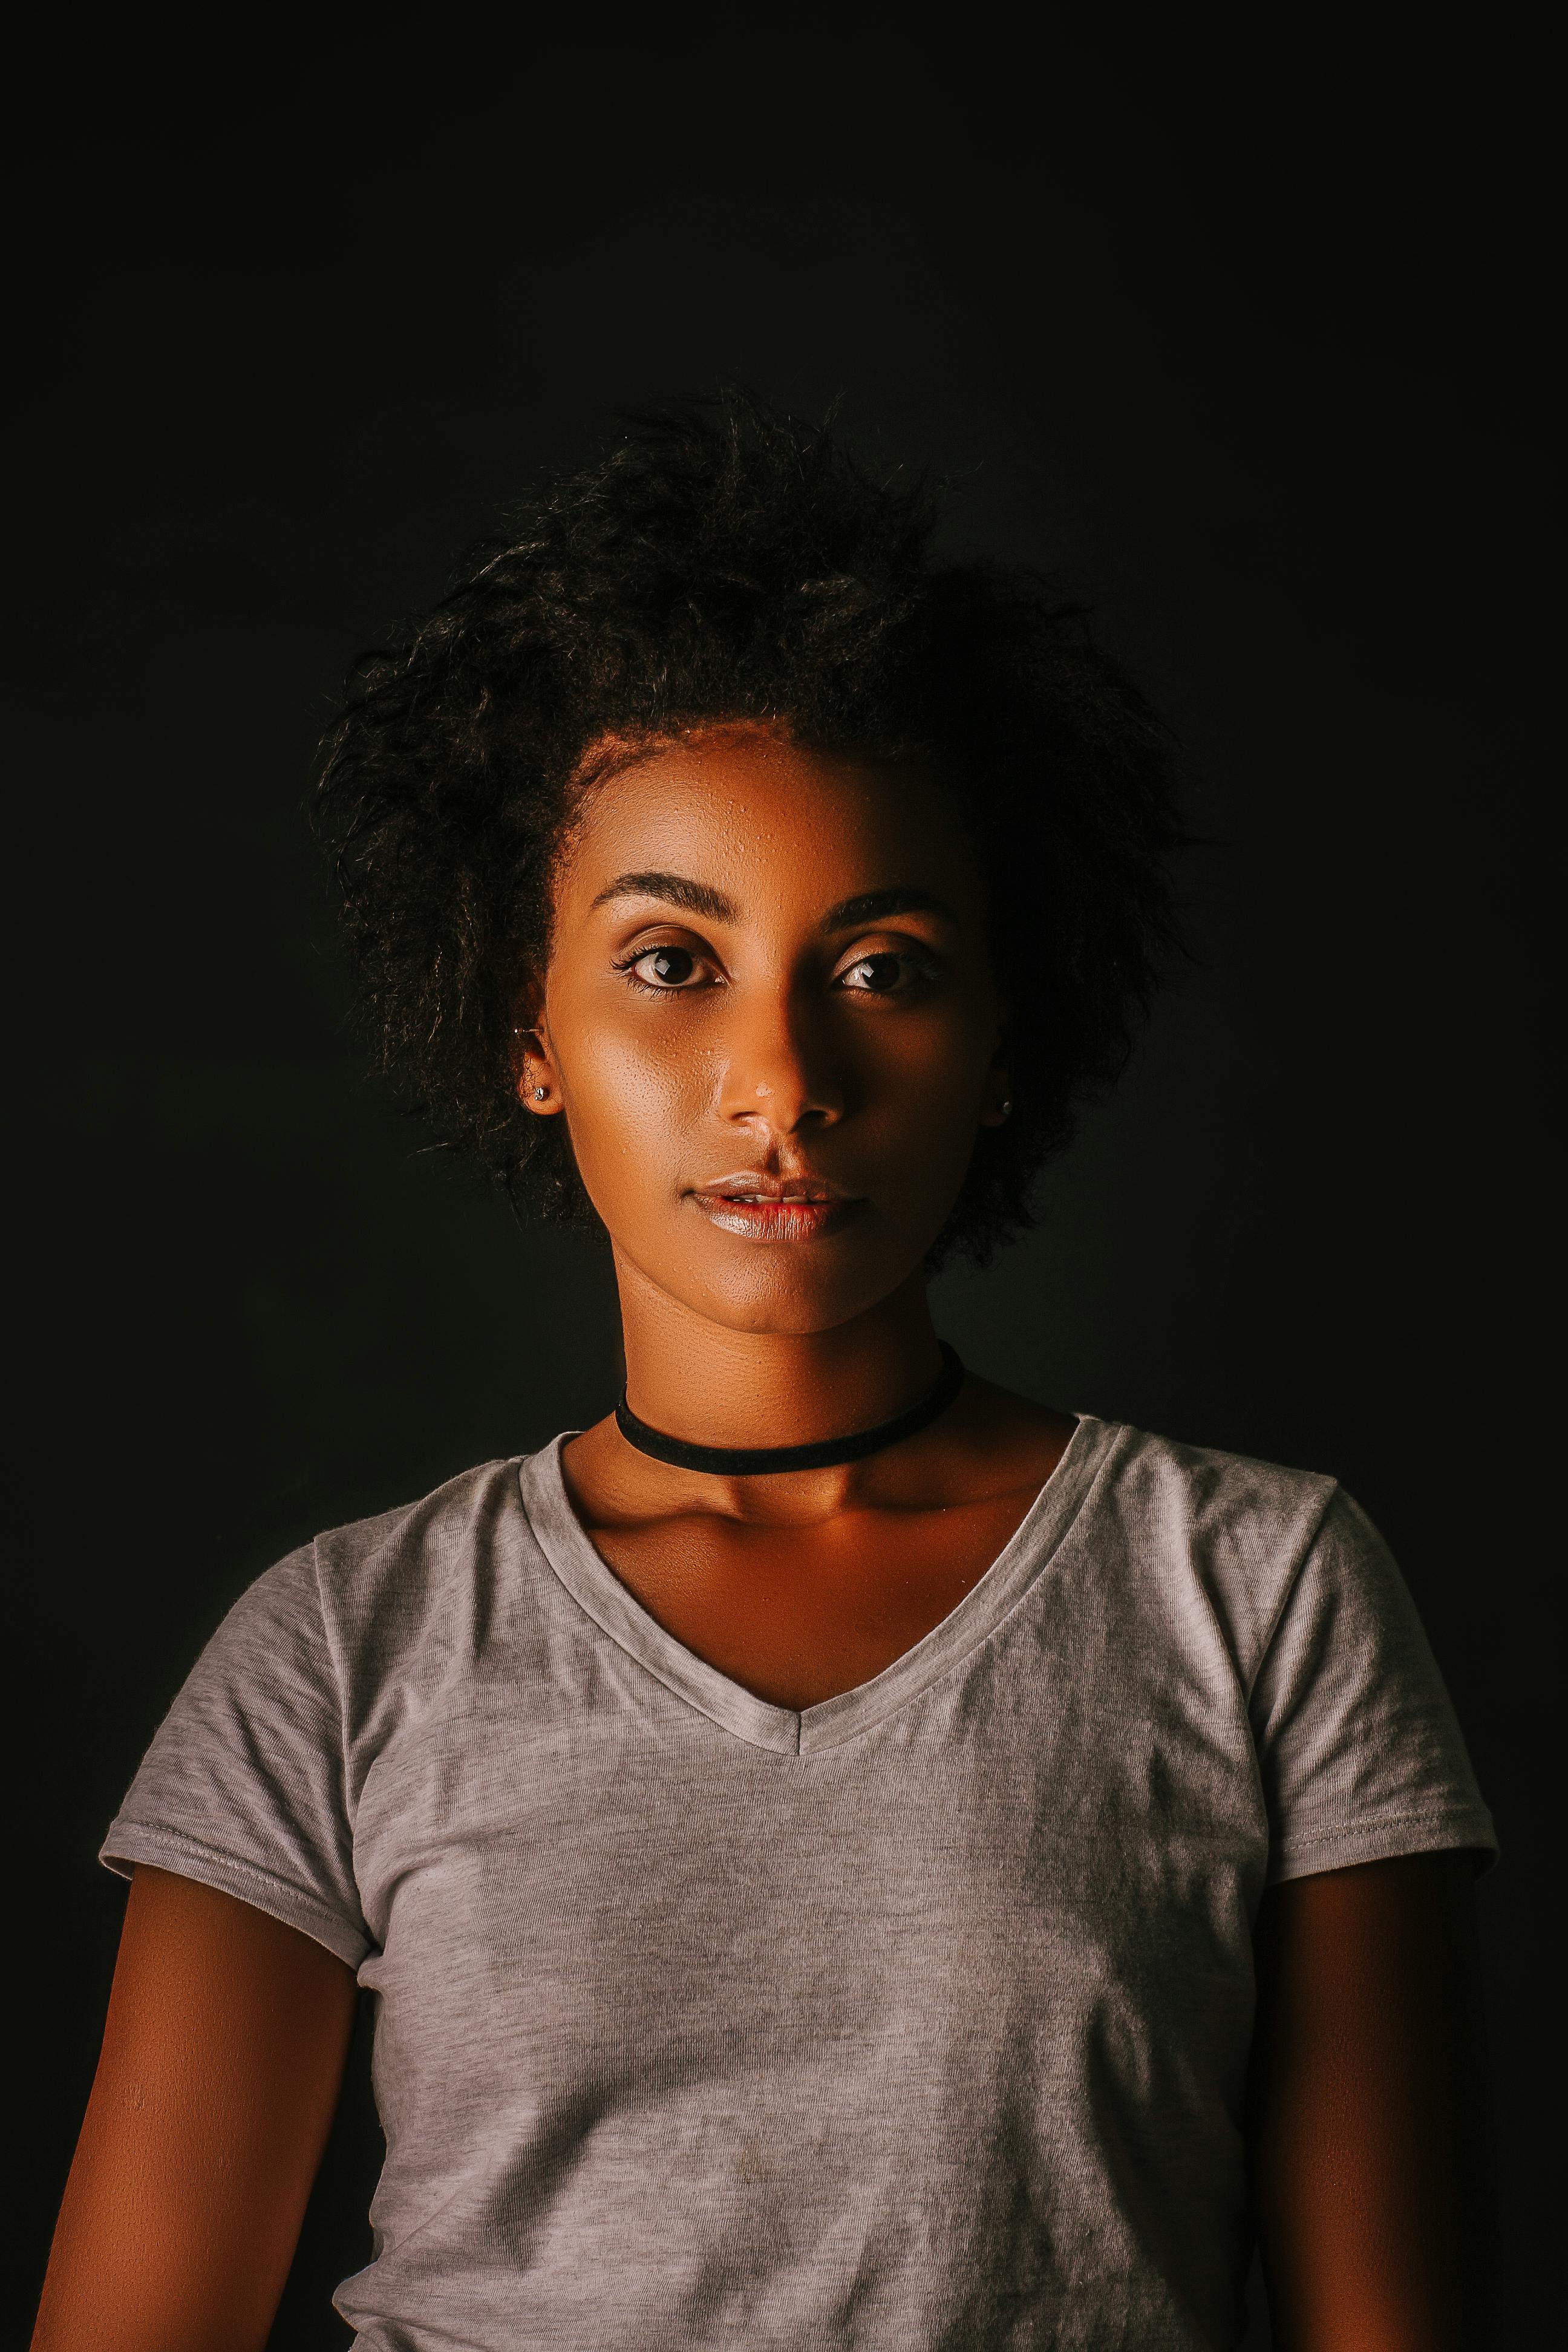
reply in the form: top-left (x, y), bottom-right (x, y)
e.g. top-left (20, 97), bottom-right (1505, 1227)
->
top-left (1250, 1487), bottom-right (1498, 1884)
top-left (100, 1544), bottom-right (370, 1967)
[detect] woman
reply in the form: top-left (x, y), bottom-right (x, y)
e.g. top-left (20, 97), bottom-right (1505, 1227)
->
top-left (33, 397), bottom-right (1498, 2350)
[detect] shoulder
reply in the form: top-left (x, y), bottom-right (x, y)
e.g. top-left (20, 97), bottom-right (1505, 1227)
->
top-left (1093, 1419), bottom-right (1339, 1550)
top-left (311, 1454), bottom-right (527, 1583)
top-left (163, 1452), bottom-right (560, 1767)
top-left (212, 1454), bottom-right (539, 1679)
top-left (307, 1452), bottom-right (544, 1650)
top-left (1082, 1418), bottom-right (1347, 1685)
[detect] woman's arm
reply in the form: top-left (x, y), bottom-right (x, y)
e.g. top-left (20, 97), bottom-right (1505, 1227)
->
top-left (31, 1863), bottom-right (359, 2352)
top-left (1249, 1848), bottom-right (1500, 2351)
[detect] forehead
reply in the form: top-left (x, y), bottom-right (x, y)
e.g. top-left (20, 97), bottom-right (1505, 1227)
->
top-left (557, 727), bottom-right (985, 919)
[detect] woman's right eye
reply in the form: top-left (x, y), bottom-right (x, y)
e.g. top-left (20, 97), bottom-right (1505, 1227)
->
top-left (620, 945), bottom-right (709, 990)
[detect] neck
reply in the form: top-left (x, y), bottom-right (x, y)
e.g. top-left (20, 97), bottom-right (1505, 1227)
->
top-left (610, 1253), bottom-right (944, 1459)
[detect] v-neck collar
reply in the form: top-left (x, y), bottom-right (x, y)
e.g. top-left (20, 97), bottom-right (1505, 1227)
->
top-left (516, 1411), bottom-right (1123, 1756)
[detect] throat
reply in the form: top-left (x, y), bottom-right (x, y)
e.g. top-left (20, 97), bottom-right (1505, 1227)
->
top-left (614, 1344), bottom-right (965, 1479)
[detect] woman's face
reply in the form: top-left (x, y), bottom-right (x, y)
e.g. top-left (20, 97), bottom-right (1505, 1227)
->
top-left (523, 724), bottom-right (1011, 1336)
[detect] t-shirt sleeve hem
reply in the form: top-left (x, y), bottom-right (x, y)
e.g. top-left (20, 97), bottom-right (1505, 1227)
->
top-left (99, 1821), bottom-right (371, 1968)
top-left (1267, 1805), bottom-right (1500, 1886)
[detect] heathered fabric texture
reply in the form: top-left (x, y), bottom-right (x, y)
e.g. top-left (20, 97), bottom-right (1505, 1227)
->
top-left (102, 1416), bottom-right (1495, 2350)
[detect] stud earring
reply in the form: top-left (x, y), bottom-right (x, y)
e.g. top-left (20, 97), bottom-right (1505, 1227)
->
top-left (999, 1097), bottom-right (1013, 1120)
top-left (532, 1086), bottom-right (548, 1101)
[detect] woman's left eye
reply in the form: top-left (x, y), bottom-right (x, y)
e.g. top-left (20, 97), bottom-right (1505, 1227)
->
top-left (837, 951), bottom-right (933, 995)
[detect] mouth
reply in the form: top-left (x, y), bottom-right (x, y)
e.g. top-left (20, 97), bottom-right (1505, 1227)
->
top-left (688, 1172), bottom-right (863, 1244)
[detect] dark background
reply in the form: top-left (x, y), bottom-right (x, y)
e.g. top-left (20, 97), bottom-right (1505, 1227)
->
top-left (6, 2), bottom-right (1557, 2341)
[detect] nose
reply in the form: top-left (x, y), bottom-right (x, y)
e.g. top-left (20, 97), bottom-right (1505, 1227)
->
top-left (715, 980), bottom-right (844, 1137)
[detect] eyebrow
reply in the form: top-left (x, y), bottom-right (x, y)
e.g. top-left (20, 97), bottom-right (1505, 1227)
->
top-left (820, 886), bottom-right (960, 930)
top-left (589, 871), bottom-right (739, 920)
top-left (590, 872), bottom-right (961, 932)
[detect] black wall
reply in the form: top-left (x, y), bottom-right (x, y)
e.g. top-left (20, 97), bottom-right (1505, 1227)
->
top-left (7, 5), bottom-right (1556, 2339)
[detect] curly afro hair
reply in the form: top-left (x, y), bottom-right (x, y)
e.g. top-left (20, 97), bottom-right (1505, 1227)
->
top-left (314, 390), bottom-right (1188, 1267)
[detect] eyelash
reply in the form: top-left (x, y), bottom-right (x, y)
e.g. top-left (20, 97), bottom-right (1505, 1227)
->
top-left (612, 946), bottom-right (941, 997)
top-left (613, 950), bottom-right (706, 998)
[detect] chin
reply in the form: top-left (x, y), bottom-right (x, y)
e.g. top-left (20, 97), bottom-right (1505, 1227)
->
top-left (675, 1243), bottom-right (925, 1338)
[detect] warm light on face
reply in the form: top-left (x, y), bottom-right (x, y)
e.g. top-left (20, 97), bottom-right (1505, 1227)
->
top-left (524, 725), bottom-right (1011, 1336)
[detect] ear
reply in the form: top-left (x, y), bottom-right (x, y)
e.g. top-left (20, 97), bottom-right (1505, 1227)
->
top-left (511, 1007), bottom-right (565, 1119)
top-left (977, 1069), bottom-right (1014, 1129)
top-left (977, 997), bottom-right (1013, 1130)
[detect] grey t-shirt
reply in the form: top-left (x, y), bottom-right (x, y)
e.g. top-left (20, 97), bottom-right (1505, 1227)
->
top-left (102, 1415), bottom-right (1495, 2351)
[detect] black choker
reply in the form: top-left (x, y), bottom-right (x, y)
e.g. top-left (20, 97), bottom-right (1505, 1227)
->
top-left (615, 1343), bottom-right (965, 1475)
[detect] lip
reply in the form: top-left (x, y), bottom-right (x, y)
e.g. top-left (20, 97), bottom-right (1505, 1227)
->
top-left (688, 1171), bottom-right (863, 1244)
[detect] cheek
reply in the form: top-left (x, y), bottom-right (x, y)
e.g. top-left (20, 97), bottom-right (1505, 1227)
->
top-left (854, 1008), bottom-right (996, 1132)
top-left (558, 1015), bottom-right (699, 1202)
